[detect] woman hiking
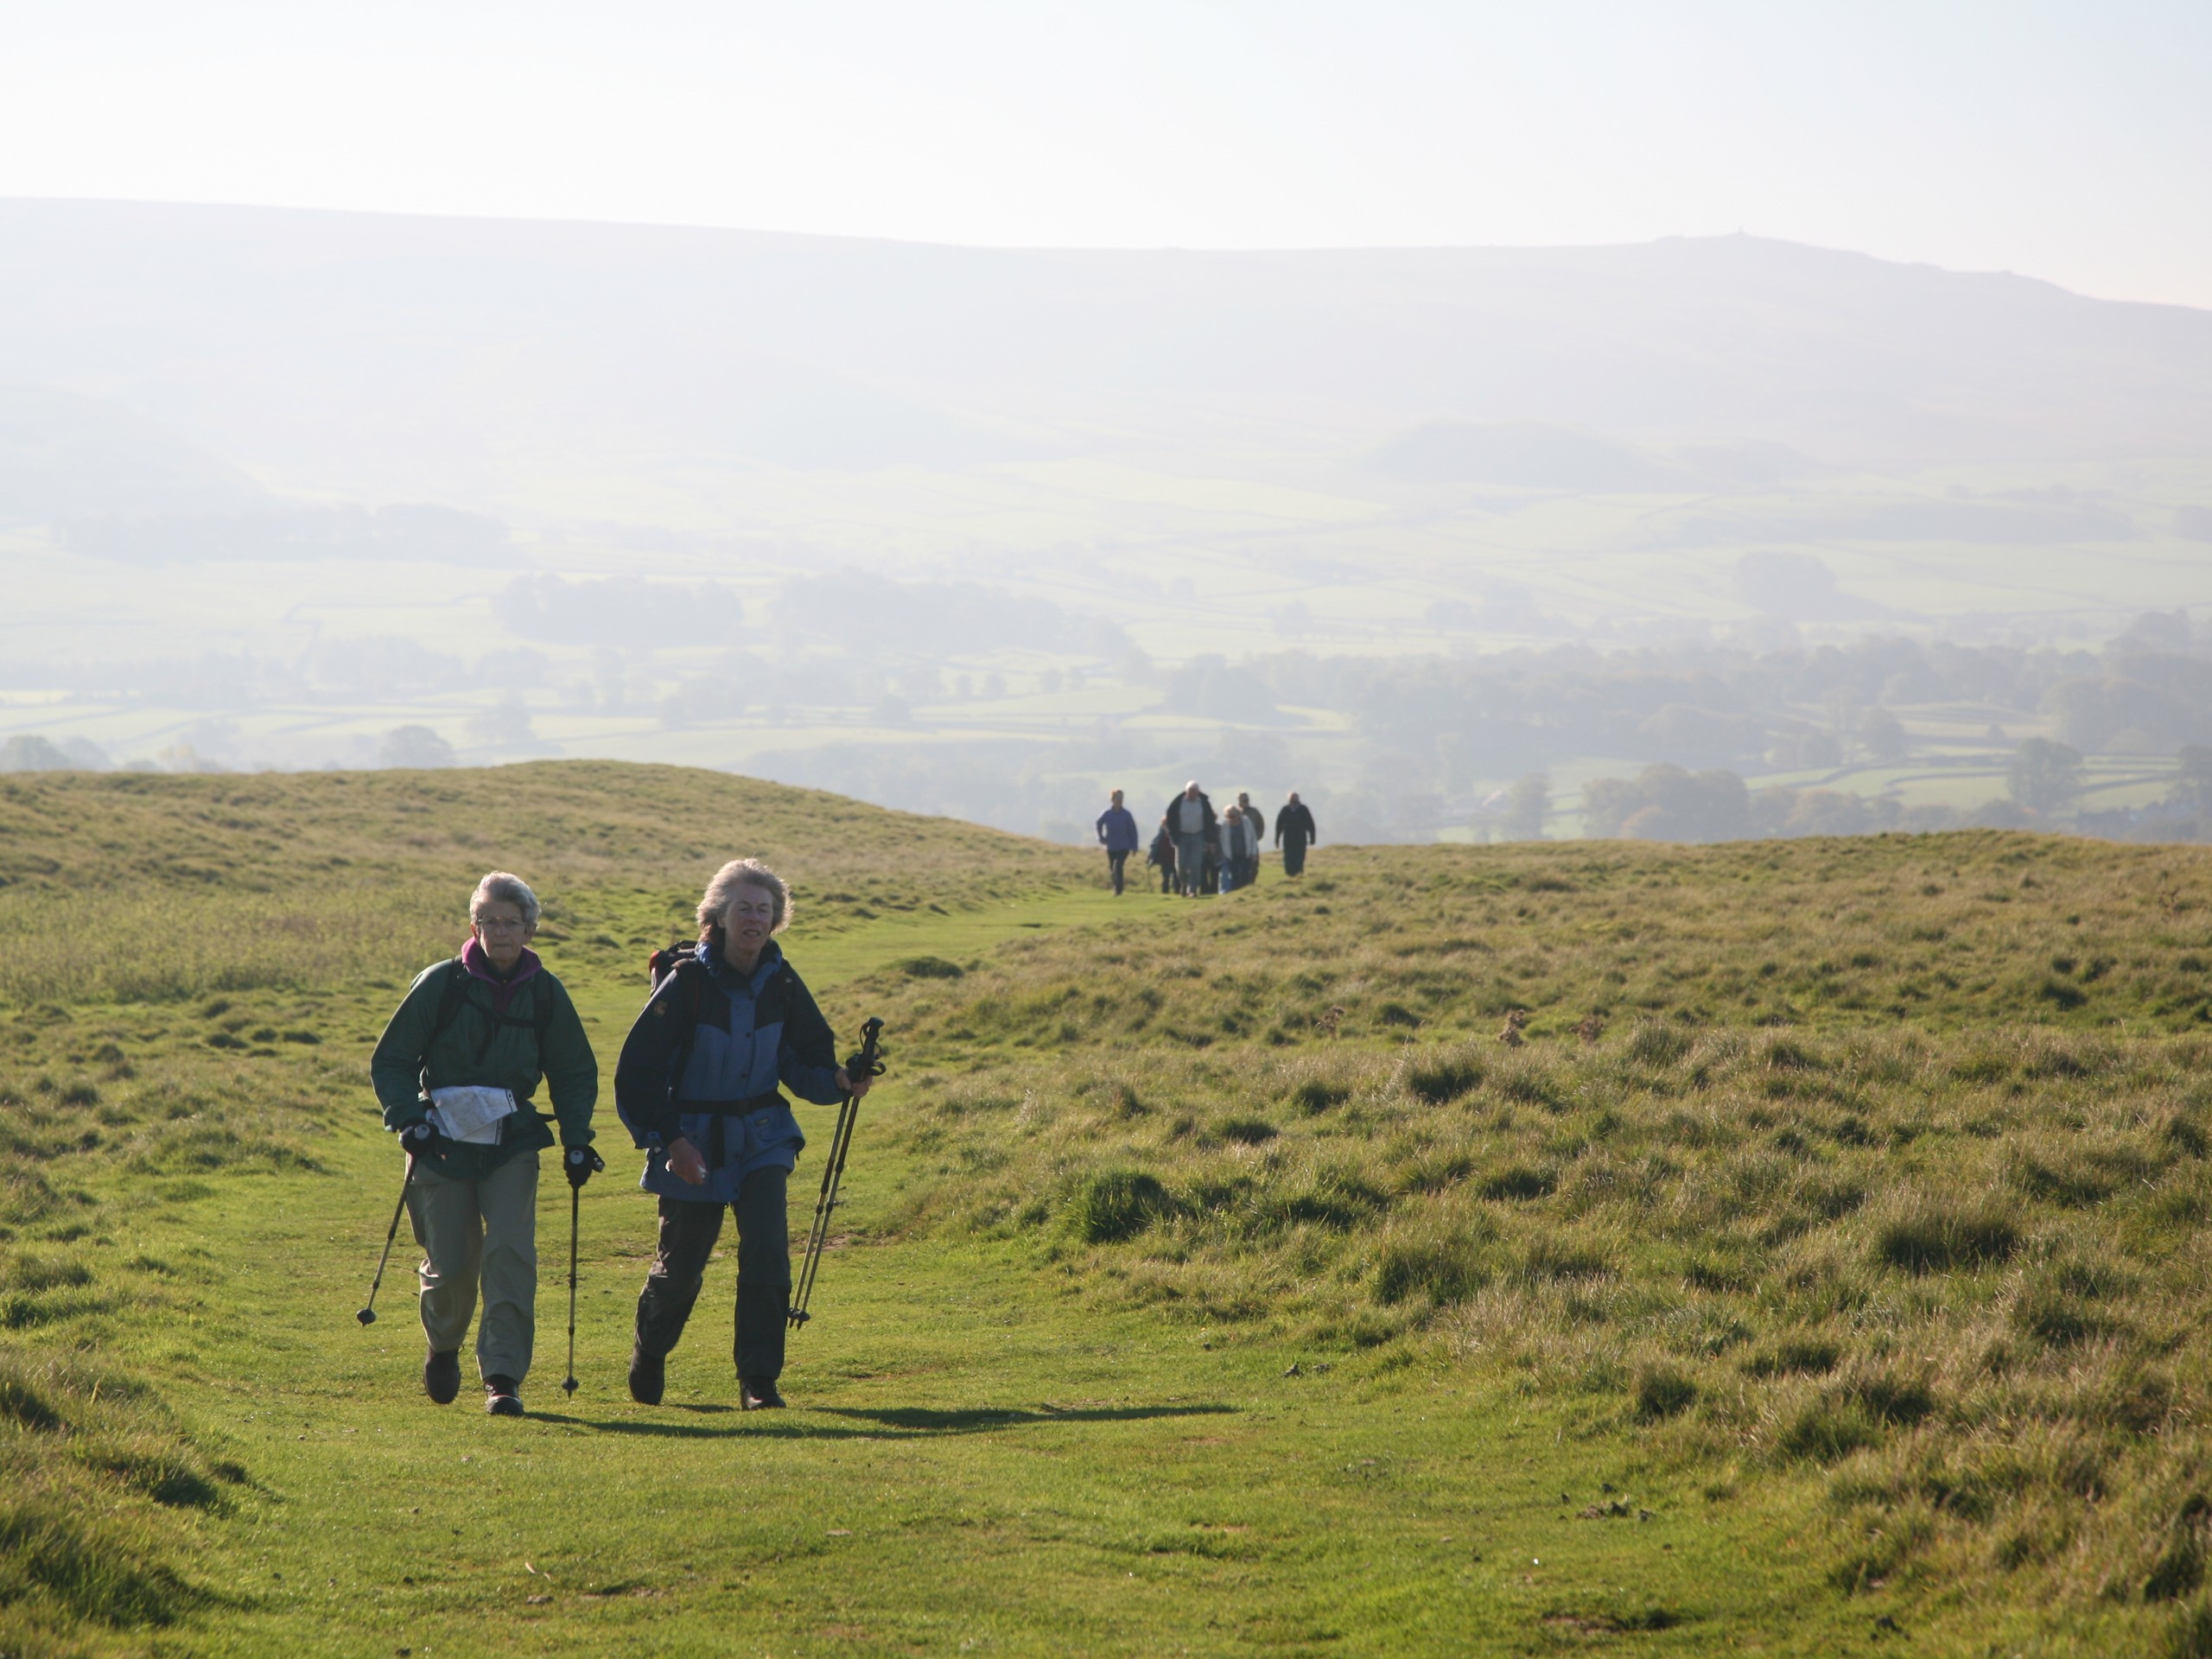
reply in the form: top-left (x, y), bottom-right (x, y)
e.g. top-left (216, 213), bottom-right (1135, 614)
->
top-left (613, 859), bottom-right (874, 1410)
top-left (370, 872), bottom-right (601, 1417)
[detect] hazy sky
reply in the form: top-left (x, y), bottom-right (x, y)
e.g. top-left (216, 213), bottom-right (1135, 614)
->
top-left (5, 0), bottom-right (2209, 308)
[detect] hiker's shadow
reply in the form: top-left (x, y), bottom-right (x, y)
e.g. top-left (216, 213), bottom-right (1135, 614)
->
top-left (531, 1402), bottom-right (1235, 1440)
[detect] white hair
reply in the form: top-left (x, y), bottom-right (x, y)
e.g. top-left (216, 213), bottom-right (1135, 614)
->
top-left (696, 858), bottom-right (791, 938)
top-left (470, 871), bottom-right (541, 929)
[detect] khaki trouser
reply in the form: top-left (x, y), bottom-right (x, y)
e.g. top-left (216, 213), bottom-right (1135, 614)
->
top-left (407, 1151), bottom-right (539, 1383)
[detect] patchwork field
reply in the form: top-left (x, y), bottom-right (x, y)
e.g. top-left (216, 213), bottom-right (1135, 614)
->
top-left (5, 763), bottom-right (2212, 1655)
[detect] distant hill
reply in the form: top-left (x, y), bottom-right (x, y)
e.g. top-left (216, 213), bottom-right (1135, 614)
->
top-left (0, 382), bottom-right (263, 526)
top-left (2, 200), bottom-right (2209, 518)
top-left (1363, 421), bottom-right (1686, 490)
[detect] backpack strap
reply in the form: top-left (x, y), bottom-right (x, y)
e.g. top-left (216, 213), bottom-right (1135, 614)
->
top-left (418, 958), bottom-right (470, 1099)
top-left (659, 955), bottom-right (709, 1107)
top-left (422, 957), bottom-right (556, 1089)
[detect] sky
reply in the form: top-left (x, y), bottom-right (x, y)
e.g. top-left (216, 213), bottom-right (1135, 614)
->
top-left (3, 0), bottom-right (2209, 308)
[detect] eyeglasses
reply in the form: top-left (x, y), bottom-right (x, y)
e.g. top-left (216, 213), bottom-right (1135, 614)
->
top-left (475, 916), bottom-right (529, 933)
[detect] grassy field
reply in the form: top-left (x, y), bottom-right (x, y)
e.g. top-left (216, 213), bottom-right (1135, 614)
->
top-left (7, 765), bottom-right (2212, 1654)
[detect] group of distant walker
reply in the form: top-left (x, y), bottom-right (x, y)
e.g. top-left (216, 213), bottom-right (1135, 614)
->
top-left (1093, 781), bottom-right (1319, 897)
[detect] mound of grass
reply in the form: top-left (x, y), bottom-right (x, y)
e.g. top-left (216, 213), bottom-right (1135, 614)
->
top-left (1065, 1170), bottom-right (1177, 1243)
top-left (1406, 1058), bottom-right (1481, 1104)
top-left (1374, 1227), bottom-right (1491, 1306)
top-left (1634, 1365), bottom-right (1698, 1421)
top-left (894, 955), bottom-right (965, 979)
top-left (1874, 1206), bottom-right (2020, 1274)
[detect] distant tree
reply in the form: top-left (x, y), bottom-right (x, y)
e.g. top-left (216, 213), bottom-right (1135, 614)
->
top-left (1767, 728), bottom-right (1844, 770)
top-left (2171, 744), bottom-right (2212, 808)
top-left (1500, 772), bottom-right (1549, 840)
top-left (2006, 737), bottom-right (2083, 815)
top-left (1858, 708), bottom-right (1909, 764)
top-left (2118, 610), bottom-right (2193, 653)
top-left (379, 726), bottom-right (456, 768)
top-left (0, 734), bottom-right (77, 772)
top-left (1583, 765), bottom-right (1751, 842)
top-left (465, 696), bottom-right (537, 750)
top-left (1162, 654), bottom-right (1279, 723)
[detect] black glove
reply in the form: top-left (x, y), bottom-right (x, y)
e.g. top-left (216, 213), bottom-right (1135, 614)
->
top-left (563, 1145), bottom-right (606, 1190)
top-left (399, 1119), bottom-right (442, 1161)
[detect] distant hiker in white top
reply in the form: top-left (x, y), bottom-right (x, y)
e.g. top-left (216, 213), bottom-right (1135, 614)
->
top-left (1163, 781), bottom-right (1217, 898)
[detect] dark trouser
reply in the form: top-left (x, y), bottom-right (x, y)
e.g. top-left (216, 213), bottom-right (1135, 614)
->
top-left (1281, 837), bottom-right (1308, 876)
top-left (1106, 849), bottom-right (1129, 894)
top-left (633, 1167), bottom-right (791, 1382)
top-left (1174, 831), bottom-right (1206, 895)
top-left (1157, 859), bottom-right (1174, 893)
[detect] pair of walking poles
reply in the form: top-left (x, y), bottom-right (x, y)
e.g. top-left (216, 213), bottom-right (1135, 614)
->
top-left (358, 1015), bottom-right (889, 1390)
top-left (355, 1150), bottom-right (593, 1399)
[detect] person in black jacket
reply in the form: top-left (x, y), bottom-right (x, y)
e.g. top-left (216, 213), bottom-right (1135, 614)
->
top-left (1147, 816), bottom-right (1177, 893)
top-left (1236, 792), bottom-right (1268, 858)
top-left (1275, 792), bottom-right (1319, 878)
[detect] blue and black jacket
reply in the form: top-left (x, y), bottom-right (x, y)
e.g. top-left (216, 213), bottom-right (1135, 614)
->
top-left (612, 939), bottom-right (844, 1203)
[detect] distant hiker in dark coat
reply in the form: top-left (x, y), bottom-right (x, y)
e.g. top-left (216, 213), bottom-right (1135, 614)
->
top-left (1275, 792), bottom-right (1319, 878)
top-left (613, 859), bottom-right (874, 1411)
top-left (1236, 792), bottom-right (1268, 860)
top-left (1095, 789), bottom-right (1140, 895)
top-left (371, 872), bottom-right (600, 1418)
top-left (1165, 780), bottom-right (1217, 897)
top-left (1147, 817), bottom-right (1176, 893)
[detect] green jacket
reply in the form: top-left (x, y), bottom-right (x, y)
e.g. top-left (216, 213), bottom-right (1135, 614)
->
top-left (370, 956), bottom-right (598, 1181)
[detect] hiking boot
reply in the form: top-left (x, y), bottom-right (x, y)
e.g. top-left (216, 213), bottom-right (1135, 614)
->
top-left (423, 1348), bottom-right (461, 1405)
top-left (628, 1347), bottom-right (664, 1406)
top-left (484, 1375), bottom-right (525, 1417)
top-left (740, 1376), bottom-right (785, 1411)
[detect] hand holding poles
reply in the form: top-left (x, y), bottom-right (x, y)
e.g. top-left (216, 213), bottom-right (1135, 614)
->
top-left (557, 1145), bottom-right (601, 1397)
top-left (790, 1017), bottom-right (886, 1331)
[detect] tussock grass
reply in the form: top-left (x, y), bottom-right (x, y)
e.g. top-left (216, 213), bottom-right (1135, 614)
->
top-left (860, 830), bottom-right (2212, 1634)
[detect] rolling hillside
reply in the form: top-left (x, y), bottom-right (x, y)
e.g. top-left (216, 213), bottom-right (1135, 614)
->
top-left (8, 763), bottom-right (2212, 1652)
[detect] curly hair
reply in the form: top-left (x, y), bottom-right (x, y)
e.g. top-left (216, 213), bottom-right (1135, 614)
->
top-left (696, 858), bottom-right (791, 938)
top-left (470, 871), bottom-right (541, 930)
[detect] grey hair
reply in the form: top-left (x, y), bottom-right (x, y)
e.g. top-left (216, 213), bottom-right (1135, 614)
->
top-left (470, 871), bottom-right (541, 930)
top-left (696, 858), bottom-right (791, 937)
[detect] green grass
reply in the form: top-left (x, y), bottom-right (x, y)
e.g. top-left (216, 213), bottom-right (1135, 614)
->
top-left (9, 766), bottom-right (2212, 1653)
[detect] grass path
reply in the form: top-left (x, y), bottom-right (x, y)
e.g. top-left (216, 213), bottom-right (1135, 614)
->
top-left (103, 881), bottom-right (1873, 1658)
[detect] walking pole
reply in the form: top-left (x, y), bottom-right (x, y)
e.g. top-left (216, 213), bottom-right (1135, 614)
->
top-left (789, 1018), bottom-right (885, 1331)
top-left (357, 1156), bottom-right (414, 1325)
top-left (562, 1180), bottom-right (581, 1398)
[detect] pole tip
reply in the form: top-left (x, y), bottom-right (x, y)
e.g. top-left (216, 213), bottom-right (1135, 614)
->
top-left (356, 1308), bottom-right (377, 1325)
top-left (562, 1376), bottom-right (577, 1395)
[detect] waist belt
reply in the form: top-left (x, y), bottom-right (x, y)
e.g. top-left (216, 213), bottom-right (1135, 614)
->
top-left (673, 1092), bottom-right (789, 1174)
top-left (673, 1091), bottom-right (788, 1116)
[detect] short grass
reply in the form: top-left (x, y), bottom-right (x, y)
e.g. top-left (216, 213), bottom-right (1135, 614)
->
top-left (6, 766), bottom-right (2212, 1655)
